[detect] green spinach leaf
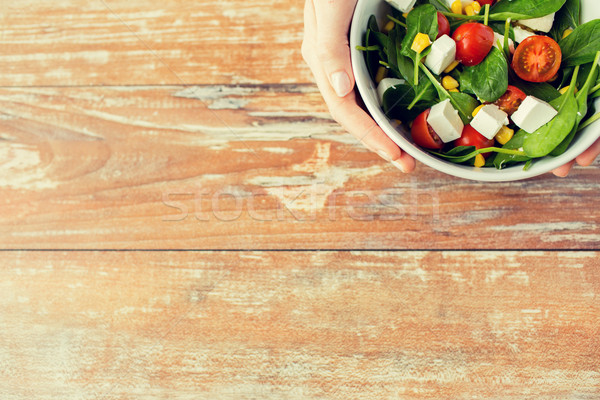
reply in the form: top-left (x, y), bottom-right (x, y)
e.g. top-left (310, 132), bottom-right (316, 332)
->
top-left (489, 0), bottom-right (566, 20)
top-left (512, 80), bottom-right (561, 103)
top-left (400, 5), bottom-right (439, 61)
top-left (459, 47), bottom-right (508, 102)
top-left (549, 0), bottom-right (580, 42)
top-left (522, 85), bottom-right (579, 157)
top-left (364, 16), bottom-right (382, 80)
top-left (493, 130), bottom-right (532, 169)
top-left (382, 84), bottom-right (435, 122)
top-left (449, 92), bottom-right (479, 125)
top-left (551, 51), bottom-right (600, 155)
top-left (559, 19), bottom-right (600, 66)
top-left (427, 0), bottom-right (450, 12)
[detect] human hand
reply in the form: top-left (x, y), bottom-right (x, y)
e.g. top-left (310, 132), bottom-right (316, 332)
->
top-left (552, 139), bottom-right (600, 177)
top-left (301, 0), bottom-right (415, 173)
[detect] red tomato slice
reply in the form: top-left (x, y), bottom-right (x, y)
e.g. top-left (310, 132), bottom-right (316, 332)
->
top-left (452, 23), bottom-right (495, 66)
top-left (454, 125), bottom-right (495, 157)
top-left (478, 0), bottom-right (496, 5)
top-left (493, 85), bottom-right (527, 116)
top-left (411, 109), bottom-right (443, 150)
top-left (512, 36), bottom-right (562, 83)
top-left (436, 12), bottom-right (450, 39)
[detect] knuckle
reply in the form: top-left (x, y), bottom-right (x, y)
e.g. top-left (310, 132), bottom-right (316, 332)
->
top-left (316, 41), bottom-right (336, 62)
top-left (327, 98), bottom-right (345, 123)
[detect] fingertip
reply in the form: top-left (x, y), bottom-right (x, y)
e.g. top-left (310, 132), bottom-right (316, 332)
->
top-left (393, 151), bottom-right (416, 173)
top-left (329, 70), bottom-right (353, 97)
top-left (552, 161), bottom-right (575, 177)
top-left (575, 138), bottom-right (600, 166)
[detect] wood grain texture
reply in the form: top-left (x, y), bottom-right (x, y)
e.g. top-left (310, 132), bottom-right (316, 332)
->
top-left (1, 86), bottom-right (599, 249)
top-left (1, 251), bottom-right (599, 399)
top-left (1, 0), bottom-right (311, 86)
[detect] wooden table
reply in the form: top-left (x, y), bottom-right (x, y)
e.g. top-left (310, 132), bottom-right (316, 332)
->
top-left (2, 1), bottom-right (599, 398)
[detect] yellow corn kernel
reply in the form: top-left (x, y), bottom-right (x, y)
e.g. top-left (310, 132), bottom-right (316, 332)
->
top-left (444, 60), bottom-right (460, 73)
top-left (375, 66), bottom-right (388, 83)
top-left (495, 126), bottom-right (514, 145)
top-left (383, 21), bottom-right (395, 33)
top-left (464, 5), bottom-right (475, 16)
top-left (442, 76), bottom-right (459, 90)
top-left (411, 33), bottom-right (432, 53)
top-left (559, 85), bottom-right (578, 95)
top-left (448, 88), bottom-right (460, 93)
top-left (562, 28), bottom-right (573, 39)
top-left (474, 154), bottom-right (486, 168)
top-left (471, 1), bottom-right (481, 14)
top-left (472, 104), bottom-right (485, 117)
top-left (451, 0), bottom-right (463, 14)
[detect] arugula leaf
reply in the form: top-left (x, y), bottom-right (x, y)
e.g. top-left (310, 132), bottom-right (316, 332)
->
top-left (459, 47), bottom-right (508, 102)
top-left (549, 0), bottom-right (580, 42)
top-left (559, 19), bottom-right (600, 66)
top-left (400, 5), bottom-right (439, 61)
top-left (489, 0), bottom-right (566, 20)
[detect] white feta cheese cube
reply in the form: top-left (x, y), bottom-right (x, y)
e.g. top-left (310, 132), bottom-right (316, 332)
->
top-left (426, 99), bottom-right (464, 143)
top-left (513, 26), bottom-right (536, 43)
top-left (470, 104), bottom-right (509, 140)
top-left (376, 78), bottom-right (406, 106)
top-left (385, 0), bottom-right (417, 13)
top-left (493, 32), bottom-right (515, 53)
top-left (424, 35), bottom-right (457, 75)
top-left (518, 13), bottom-right (555, 33)
top-left (511, 96), bottom-right (558, 133)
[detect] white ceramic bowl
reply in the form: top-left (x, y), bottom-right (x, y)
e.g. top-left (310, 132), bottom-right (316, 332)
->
top-left (350, 0), bottom-right (600, 181)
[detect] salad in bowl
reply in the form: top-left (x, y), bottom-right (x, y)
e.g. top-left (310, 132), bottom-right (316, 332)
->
top-left (350, 0), bottom-right (600, 181)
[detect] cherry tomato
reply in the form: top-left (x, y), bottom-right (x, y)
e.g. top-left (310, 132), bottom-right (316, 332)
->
top-left (493, 85), bottom-right (527, 116)
top-left (452, 23), bottom-right (495, 66)
top-left (436, 12), bottom-right (450, 39)
top-left (454, 125), bottom-right (495, 156)
top-left (512, 36), bottom-right (562, 82)
top-left (411, 109), bottom-right (443, 150)
top-left (478, 0), bottom-right (496, 5)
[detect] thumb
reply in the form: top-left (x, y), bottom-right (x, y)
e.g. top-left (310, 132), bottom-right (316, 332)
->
top-left (313, 0), bottom-right (357, 98)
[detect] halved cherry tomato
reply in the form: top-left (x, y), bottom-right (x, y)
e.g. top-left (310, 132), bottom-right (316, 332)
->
top-left (436, 12), bottom-right (450, 39)
top-left (478, 0), bottom-right (496, 5)
top-left (454, 125), bottom-right (495, 156)
top-left (452, 23), bottom-right (495, 66)
top-left (493, 85), bottom-right (527, 116)
top-left (411, 109), bottom-right (443, 150)
top-left (512, 36), bottom-right (562, 82)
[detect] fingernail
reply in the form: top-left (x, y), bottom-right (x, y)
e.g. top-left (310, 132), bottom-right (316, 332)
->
top-left (330, 71), bottom-right (352, 97)
top-left (391, 159), bottom-right (407, 173)
top-left (376, 150), bottom-right (391, 162)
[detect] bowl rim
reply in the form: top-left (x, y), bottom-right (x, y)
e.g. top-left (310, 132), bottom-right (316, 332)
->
top-left (350, 0), bottom-right (600, 182)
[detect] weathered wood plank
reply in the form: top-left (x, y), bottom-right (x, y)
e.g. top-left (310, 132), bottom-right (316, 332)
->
top-left (1, 251), bottom-right (599, 399)
top-left (0, 86), bottom-right (598, 249)
top-left (1, 0), bottom-right (311, 86)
